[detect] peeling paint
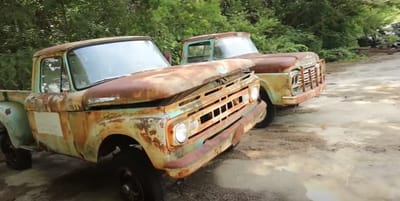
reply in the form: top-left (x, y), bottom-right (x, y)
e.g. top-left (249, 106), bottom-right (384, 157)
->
top-left (0, 36), bottom-right (264, 181)
top-left (181, 32), bottom-right (326, 106)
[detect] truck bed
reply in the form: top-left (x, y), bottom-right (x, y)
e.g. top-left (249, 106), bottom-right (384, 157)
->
top-left (0, 90), bottom-right (30, 105)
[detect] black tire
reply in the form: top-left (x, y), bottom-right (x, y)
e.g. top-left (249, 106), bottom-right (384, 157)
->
top-left (0, 134), bottom-right (32, 170)
top-left (114, 148), bottom-right (164, 201)
top-left (255, 90), bottom-right (276, 128)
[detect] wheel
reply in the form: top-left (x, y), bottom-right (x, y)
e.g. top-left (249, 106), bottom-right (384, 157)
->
top-left (0, 134), bottom-right (32, 170)
top-left (114, 148), bottom-right (164, 201)
top-left (255, 90), bottom-right (276, 128)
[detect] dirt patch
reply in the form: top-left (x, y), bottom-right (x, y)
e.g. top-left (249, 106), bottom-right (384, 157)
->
top-left (164, 158), bottom-right (268, 201)
top-left (165, 176), bottom-right (268, 201)
top-left (327, 52), bottom-right (400, 73)
top-left (235, 126), bottom-right (326, 159)
top-left (0, 152), bottom-right (4, 163)
top-left (0, 183), bottom-right (36, 201)
top-left (37, 158), bottom-right (123, 201)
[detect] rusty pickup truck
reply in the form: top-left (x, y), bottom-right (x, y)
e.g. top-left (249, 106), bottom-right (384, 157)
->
top-left (181, 32), bottom-right (326, 127)
top-left (0, 36), bottom-right (265, 201)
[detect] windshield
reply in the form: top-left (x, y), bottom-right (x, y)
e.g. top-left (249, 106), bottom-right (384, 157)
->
top-left (67, 40), bottom-right (170, 89)
top-left (216, 36), bottom-right (259, 58)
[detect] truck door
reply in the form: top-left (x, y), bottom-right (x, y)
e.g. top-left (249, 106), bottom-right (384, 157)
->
top-left (25, 56), bottom-right (81, 157)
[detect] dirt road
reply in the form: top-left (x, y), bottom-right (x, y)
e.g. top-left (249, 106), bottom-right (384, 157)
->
top-left (1, 54), bottom-right (399, 201)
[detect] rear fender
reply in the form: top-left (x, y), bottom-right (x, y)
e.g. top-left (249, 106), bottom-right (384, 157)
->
top-left (0, 102), bottom-right (34, 148)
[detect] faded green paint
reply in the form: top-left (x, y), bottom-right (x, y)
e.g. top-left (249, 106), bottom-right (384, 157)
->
top-left (180, 32), bottom-right (326, 107)
top-left (257, 73), bottom-right (292, 105)
top-left (0, 102), bottom-right (34, 147)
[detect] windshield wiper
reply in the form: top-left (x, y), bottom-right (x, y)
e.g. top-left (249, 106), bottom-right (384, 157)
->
top-left (90, 74), bottom-right (130, 86)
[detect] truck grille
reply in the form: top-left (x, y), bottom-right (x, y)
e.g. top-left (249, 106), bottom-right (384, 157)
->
top-left (188, 88), bottom-right (248, 138)
top-left (176, 73), bottom-right (254, 139)
top-left (293, 61), bottom-right (324, 94)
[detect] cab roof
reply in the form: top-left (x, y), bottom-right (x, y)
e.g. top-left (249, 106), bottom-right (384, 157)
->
top-left (33, 36), bottom-right (151, 57)
top-left (182, 32), bottom-right (250, 43)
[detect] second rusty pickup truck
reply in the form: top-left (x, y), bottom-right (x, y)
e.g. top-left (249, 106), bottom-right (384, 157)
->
top-left (181, 32), bottom-right (326, 127)
top-left (0, 36), bottom-right (265, 201)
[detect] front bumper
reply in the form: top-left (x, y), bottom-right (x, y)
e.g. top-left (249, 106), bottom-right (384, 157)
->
top-left (281, 82), bottom-right (325, 105)
top-left (163, 100), bottom-right (266, 179)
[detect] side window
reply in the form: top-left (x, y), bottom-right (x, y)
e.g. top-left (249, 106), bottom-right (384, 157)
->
top-left (41, 57), bottom-right (70, 93)
top-left (187, 41), bottom-right (211, 63)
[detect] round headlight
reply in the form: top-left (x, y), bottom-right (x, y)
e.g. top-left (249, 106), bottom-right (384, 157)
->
top-left (173, 122), bottom-right (188, 144)
top-left (250, 87), bottom-right (259, 101)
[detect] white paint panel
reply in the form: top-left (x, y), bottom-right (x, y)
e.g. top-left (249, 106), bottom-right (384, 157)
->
top-left (34, 112), bottom-right (63, 137)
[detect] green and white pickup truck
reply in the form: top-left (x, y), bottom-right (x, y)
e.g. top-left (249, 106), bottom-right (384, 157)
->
top-left (181, 32), bottom-right (326, 127)
top-left (0, 36), bottom-right (265, 201)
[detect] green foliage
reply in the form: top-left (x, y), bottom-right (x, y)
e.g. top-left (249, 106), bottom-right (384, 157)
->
top-left (0, 48), bottom-right (34, 89)
top-left (319, 48), bottom-right (362, 62)
top-left (0, 0), bottom-right (398, 89)
top-left (382, 35), bottom-right (400, 47)
top-left (142, 0), bottom-right (230, 64)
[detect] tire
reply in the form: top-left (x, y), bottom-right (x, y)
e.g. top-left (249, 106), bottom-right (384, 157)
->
top-left (114, 148), bottom-right (164, 201)
top-left (255, 90), bottom-right (276, 128)
top-left (0, 134), bottom-right (32, 170)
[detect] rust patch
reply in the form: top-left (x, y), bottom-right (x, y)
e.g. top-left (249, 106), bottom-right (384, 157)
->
top-left (239, 54), bottom-right (297, 73)
top-left (149, 130), bottom-right (157, 136)
top-left (136, 120), bottom-right (164, 150)
top-left (83, 59), bottom-right (253, 107)
top-left (182, 32), bottom-right (250, 43)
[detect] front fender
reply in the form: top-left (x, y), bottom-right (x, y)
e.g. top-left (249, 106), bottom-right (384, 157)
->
top-left (0, 102), bottom-right (34, 147)
top-left (258, 73), bottom-right (292, 106)
top-left (84, 114), bottom-right (168, 168)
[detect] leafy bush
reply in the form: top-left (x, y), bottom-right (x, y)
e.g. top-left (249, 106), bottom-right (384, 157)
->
top-left (382, 35), bottom-right (400, 47)
top-left (0, 48), bottom-right (34, 89)
top-left (319, 48), bottom-right (362, 62)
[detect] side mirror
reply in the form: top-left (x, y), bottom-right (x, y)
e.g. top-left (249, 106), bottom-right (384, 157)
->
top-left (163, 51), bottom-right (172, 64)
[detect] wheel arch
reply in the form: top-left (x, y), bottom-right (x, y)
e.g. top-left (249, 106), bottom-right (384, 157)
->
top-left (96, 134), bottom-right (153, 164)
top-left (259, 81), bottom-right (274, 104)
top-left (98, 134), bottom-right (140, 158)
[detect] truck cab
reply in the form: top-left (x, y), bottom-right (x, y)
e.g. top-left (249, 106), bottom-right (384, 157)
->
top-left (0, 36), bottom-right (265, 201)
top-left (181, 32), bottom-right (326, 127)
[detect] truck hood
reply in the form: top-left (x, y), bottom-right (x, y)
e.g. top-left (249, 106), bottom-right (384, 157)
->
top-left (237, 52), bottom-right (319, 73)
top-left (83, 59), bottom-right (253, 107)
